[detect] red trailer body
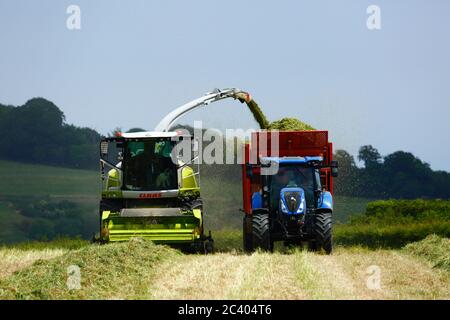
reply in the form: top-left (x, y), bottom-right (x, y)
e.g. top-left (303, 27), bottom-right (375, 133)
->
top-left (242, 130), bottom-right (334, 215)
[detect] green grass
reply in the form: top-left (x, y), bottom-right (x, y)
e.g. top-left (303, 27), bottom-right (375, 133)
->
top-left (0, 237), bottom-right (89, 251)
top-left (0, 238), bottom-right (179, 299)
top-left (0, 160), bottom-right (100, 243)
top-left (403, 235), bottom-right (450, 271)
top-left (0, 202), bottom-right (28, 243)
top-left (333, 196), bottom-right (373, 223)
top-left (334, 199), bottom-right (450, 248)
top-left (213, 229), bottom-right (242, 252)
top-left (334, 221), bottom-right (450, 248)
top-left (0, 160), bottom-right (100, 198)
top-left (201, 166), bottom-right (242, 230)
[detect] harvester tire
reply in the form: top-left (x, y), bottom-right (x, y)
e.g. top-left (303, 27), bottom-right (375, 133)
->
top-left (205, 240), bottom-right (214, 254)
top-left (252, 213), bottom-right (272, 252)
top-left (243, 215), bottom-right (253, 253)
top-left (312, 212), bottom-right (333, 254)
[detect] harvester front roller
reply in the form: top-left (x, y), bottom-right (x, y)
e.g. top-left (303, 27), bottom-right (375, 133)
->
top-left (100, 207), bottom-right (213, 252)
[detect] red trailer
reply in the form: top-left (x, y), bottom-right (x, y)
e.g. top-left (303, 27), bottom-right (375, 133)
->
top-left (241, 130), bottom-right (338, 253)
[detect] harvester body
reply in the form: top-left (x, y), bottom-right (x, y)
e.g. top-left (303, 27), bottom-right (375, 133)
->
top-left (242, 131), bottom-right (338, 253)
top-left (99, 131), bottom-right (211, 251)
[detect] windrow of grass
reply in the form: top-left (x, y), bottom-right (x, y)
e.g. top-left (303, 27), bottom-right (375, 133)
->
top-left (0, 238), bottom-right (179, 300)
top-left (334, 199), bottom-right (450, 248)
top-left (403, 234), bottom-right (450, 271)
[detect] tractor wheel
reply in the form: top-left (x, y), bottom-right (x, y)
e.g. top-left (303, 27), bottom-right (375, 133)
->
top-left (307, 240), bottom-right (318, 251)
top-left (243, 215), bottom-right (253, 253)
top-left (204, 240), bottom-right (214, 254)
top-left (311, 212), bottom-right (333, 254)
top-left (252, 213), bottom-right (272, 252)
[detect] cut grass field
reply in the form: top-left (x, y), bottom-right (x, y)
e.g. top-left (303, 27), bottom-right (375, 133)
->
top-left (0, 239), bottom-right (178, 299)
top-left (404, 235), bottom-right (450, 271)
top-left (1, 160), bottom-right (448, 299)
top-left (0, 237), bottom-right (448, 300)
top-left (149, 247), bottom-right (449, 300)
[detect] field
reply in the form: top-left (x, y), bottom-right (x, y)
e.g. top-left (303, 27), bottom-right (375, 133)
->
top-left (0, 160), bottom-right (449, 299)
top-left (0, 235), bottom-right (448, 300)
top-left (0, 160), bottom-right (99, 242)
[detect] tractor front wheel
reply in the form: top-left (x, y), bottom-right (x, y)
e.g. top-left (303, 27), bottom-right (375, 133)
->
top-left (311, 212), bottom-right (333, 254)
top-left (252, 212), bottom-right (272, 252)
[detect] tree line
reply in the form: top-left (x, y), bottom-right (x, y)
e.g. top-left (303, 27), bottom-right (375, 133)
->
top-left (0, 98), bottom-right (101, 169)
top-left (1, 97), bottom-right (449, 200)
top-left (333, 145), bottom-right (450, 199)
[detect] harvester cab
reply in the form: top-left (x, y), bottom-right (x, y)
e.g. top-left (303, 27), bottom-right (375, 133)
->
top-left (98, 130), bottom-right (212, 252)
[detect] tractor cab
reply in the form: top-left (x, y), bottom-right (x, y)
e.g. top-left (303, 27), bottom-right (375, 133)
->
top-left (260, 157), bottom-right (323, 213)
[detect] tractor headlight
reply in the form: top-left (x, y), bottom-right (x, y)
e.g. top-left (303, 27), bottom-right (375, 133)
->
top-left (296, 200), bottom-right (305, 214)
top-left (280, 200), bottom-right (288, 213)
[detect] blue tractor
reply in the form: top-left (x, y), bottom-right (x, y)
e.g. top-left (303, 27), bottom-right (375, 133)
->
top-left (243, 155), bottom-right (338, 254)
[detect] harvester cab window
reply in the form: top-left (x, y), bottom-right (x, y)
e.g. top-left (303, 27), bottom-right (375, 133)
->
top-left (124, 139), bottom-right (177, 191)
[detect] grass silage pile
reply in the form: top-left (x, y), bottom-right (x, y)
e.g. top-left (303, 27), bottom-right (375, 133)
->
top-left (0, 238), bottom-right (179, 299)
top-left (244, 99), bottom-right (315, 130)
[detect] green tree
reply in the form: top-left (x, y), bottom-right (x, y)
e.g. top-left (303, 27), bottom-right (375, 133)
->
top-left (358, 145), bottom-right (382, 169)
top-left (0, 98), bottom-right (101, 169)
top-left (333, 150), bottom-right (360, 195)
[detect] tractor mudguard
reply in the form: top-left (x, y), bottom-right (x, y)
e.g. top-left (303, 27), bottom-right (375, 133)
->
top-left (317, 191), bottom-right (333, 212)
top-left (251, 192), bottom-right (263, 210)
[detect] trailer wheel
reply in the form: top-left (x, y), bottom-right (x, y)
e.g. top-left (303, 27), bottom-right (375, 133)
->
top-left (312, 212), bottom-right (333, 254)
top-left (252, 212), bottom-right (272, 252)
top-left (243, 215), bottom-right (253, 253)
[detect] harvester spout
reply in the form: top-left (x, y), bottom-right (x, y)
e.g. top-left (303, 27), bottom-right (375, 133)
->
top-left (154, 88), bottom-right (269, 131)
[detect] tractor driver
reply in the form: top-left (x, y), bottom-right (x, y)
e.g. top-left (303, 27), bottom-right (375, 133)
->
top-left (270, 166), bottom-right (315, 210)
top-left (270, 167), bottom-right (290, 210)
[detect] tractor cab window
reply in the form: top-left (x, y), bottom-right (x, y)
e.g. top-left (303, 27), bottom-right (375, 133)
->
top-left (269, 165), bottom-right (317, 209)
top-left (123, 139), bottom-right (177, 191)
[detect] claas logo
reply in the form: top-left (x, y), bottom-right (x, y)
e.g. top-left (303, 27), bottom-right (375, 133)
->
top-left (139, 193), bottom-right (162, 199)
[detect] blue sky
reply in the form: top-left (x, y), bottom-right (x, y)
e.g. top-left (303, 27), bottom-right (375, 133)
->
top-left (1, 0), bottom-right (449, 170)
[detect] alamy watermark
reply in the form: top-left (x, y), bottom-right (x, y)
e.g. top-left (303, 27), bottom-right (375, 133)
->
top-left (367, 5), bottom-right (381, 30)
top-left (366, 265), bottom-right (382, 290)
top-left (169, 121), bottom-right (280, 173)
top-left (67, 265), bottom-right (81, 290)
top-left (66, 5), bottom-right (81, 30)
